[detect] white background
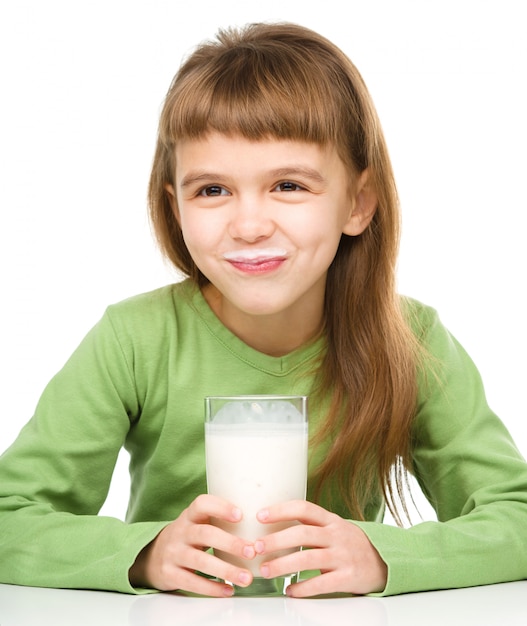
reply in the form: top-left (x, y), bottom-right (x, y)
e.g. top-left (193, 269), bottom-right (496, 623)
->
top-left (1, 0), bottom-right (525, 522)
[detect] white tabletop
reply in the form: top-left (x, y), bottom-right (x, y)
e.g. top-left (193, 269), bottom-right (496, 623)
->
top-left (1, 581), bottom-right (526, 626)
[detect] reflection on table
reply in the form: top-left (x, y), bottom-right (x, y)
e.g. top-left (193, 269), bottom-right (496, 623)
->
top-left (1, 581), bottom-right (526, 626)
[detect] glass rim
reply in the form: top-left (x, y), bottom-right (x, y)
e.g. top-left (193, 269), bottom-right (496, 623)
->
top-left (204, 395), bottom-right (308, 423)
top-left (205, 394), bottom-right (308, 401)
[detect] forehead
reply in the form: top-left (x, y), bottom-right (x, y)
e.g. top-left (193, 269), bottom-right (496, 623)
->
top-left (175, 132), bottom-right (344, 178)
top-left (175, 133), bottom-right (345, 186)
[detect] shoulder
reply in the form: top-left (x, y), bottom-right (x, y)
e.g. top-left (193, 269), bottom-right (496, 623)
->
top-left (98, 280), bottom-right (198, 351)
top-left (400, 295), bottom-right (474, 398)
top-left (401, 297), bottom-right (489, 438)
top-left (105, 280), bottom-right (194, 325)
top-left (400, 295), bottom-right (444, 342)
top-left (400, 296), bottom-right (467, 363)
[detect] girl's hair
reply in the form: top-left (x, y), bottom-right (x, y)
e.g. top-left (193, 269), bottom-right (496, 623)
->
top-left (149, 22), bottom-right (422, 524)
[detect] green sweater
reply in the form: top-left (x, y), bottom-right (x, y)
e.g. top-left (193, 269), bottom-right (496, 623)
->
top-left (0, 280), bottom-right (526, 596)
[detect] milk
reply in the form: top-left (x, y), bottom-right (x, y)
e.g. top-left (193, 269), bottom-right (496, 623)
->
top-left (205, 420), bottom-right (308, 575)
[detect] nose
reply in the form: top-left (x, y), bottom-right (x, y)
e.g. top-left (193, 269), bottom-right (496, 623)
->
top-left (228, 196), bottom-right (275, 242)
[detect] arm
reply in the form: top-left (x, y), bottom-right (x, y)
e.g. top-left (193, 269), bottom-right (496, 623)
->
top-left (355, 306), bottom-right (527, 595)
top-left (0, 311), bottom-right (166, 593)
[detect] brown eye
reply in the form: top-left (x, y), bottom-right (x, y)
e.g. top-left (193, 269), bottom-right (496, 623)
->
top-left (275, 181), bottom-right (303, 192)
top-left (200, 185), bottom-right (227, 197)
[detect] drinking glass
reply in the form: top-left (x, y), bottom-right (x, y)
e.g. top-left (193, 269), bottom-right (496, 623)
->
top-left (205, 395), bottom-right (308, 596)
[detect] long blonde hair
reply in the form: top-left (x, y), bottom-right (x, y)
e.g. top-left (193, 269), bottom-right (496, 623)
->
top-left (148, 22), bottom-right (422, 524)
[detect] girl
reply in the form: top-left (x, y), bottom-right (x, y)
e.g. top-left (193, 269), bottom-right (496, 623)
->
top-left (0, 22), bottom-right (526, 598)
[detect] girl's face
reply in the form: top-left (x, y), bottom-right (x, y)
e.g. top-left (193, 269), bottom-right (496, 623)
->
top-left (167, 133), bottom-right (375, 350)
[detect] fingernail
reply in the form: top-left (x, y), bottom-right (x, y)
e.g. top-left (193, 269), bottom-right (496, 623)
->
top-left (238, 571), bottom-right (251, 585)
top-left (254, 540), bottom-right (265, 554)
top-left (285, 585), bottom-right (293, 597)
top-left (257, 508), bottom-right (269, 521)
top-left (223, 584), bottom-right (234, 597)
top-left (232, 507), bottom-right (242, 521)
top-left (260, 564), bottom-right (270, 578)
top-left (243, 545), bottom-right (255, 559)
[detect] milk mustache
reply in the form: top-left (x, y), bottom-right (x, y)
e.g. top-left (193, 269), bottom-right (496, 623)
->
top-left (205, 397), bottom-right (308, 575)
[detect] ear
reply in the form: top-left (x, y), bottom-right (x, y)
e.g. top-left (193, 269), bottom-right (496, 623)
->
top-left (342, 169), bottom-right (378, 236)
top-left (164, 183), bottom-right (181, 225)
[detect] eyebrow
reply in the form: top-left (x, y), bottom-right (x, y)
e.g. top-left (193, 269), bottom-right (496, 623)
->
top-left (180, 171), bottom-right (228, 189)
top-left (179, 166), bottom-right (327, 189)
top-left (269, 167), bottom-right (326, 185)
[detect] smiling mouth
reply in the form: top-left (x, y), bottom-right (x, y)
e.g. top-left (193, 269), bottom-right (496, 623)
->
top-left (222, 248), bottom-right (288, 273)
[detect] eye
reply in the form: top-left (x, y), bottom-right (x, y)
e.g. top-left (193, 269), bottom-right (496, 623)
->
top-left (274, 181), bottom-right (304, 192)
top-left (198, 185), bottom-right (229, 197)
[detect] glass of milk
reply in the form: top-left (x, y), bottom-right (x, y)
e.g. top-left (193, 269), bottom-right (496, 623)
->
top-left (205, 395), bottom-right (308, 596)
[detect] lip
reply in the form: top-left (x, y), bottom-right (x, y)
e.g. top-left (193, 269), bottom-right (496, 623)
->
top-left (222, 248), bottom-right (288, 274)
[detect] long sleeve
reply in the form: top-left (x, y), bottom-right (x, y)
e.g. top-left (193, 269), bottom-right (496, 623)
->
top-left (354, 305), bottom-right (527, 595)
top-left (0, 310), bottom-right (167, 592)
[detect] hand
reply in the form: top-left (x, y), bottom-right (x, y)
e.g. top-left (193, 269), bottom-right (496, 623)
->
top-left (129, 494), bottom-right (256, 597)
top-left (254, 500), bottom-right (387, 597)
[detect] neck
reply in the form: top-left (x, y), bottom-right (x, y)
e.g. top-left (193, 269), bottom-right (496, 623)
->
top-left (202, 284), bottom-right (324, 357)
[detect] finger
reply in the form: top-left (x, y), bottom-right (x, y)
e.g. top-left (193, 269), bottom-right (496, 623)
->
top-left (259, 547), bottom-right (327, 580)
top-left (188, 522), bottom-right (256, 559)
top-left (162, 539), bottom-right (254, 591)
top-left (186, 494), bottom-right (242, 524)
top-left (190, 549), bottom-right (254, 589)
top-left (255, 523), bottom-right (327, 557)
top-left (257, 500), bottom-right (335, 526)
top-left (286, 567), bottom-right (378, 597)
top-left (285, 570), bottom-right (345, 598)
top-left (163, 567), bottom-right (236, 597)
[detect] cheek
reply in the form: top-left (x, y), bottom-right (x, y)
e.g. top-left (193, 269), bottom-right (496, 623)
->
top-left (300, 207), bottom-right (346, 245)
top-left (304, 212), bottom-right (347, 261)
top-left (179, 213), bottom-right (221, 257)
